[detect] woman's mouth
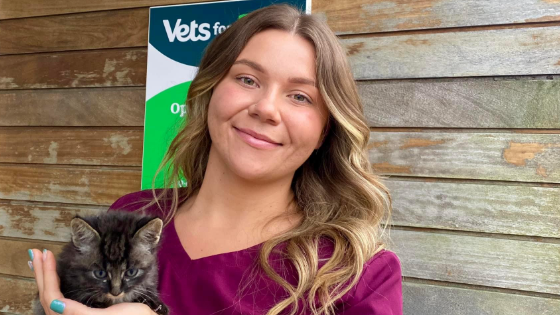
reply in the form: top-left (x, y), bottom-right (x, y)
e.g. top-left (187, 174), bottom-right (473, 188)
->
top-left (234, 127), bottom-right (282, 149)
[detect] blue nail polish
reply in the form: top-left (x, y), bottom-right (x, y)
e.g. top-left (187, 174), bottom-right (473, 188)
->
top-left (28, 261), bottom-right (34, 271)
top-left (50, 299), bottom-right (65, 314)
top-left (28, 249), bottom-right (34, 261)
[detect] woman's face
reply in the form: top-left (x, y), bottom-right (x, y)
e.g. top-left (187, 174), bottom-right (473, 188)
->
top-left (207, 29), bottom-right (328, 183)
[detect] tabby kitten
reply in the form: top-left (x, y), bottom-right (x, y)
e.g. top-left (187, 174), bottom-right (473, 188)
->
top-left (33, 211), bottom-right (169, 315)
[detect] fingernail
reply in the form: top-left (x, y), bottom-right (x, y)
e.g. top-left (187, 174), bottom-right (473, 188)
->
top-left (28, 249), bottom-right (34, 261)
top-left (28, 261), bottom-right (34, 271)
top-left (43, 249), bottom-right (48, 261)
top-left (50, 299), bottom-right (65, 314)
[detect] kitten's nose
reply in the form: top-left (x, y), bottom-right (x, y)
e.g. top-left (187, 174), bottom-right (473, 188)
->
top-left (110, 288), bottom-right (124, 297)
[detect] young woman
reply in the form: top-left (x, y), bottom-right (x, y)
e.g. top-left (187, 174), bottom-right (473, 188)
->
top-left (30, 4), bottom-right (402, 315)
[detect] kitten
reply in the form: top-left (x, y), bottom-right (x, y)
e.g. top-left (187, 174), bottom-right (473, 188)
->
top-left (33, 211), bottom-right (169, 315)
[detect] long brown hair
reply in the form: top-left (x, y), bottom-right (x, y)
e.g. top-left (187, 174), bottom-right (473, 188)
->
top-left (150, 4), bottom-right (391, 315)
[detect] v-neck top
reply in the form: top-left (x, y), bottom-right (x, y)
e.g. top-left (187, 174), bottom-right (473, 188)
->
top-left (109, 190), bottom-right (402, 315)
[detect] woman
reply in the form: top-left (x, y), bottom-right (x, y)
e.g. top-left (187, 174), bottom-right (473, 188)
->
top-left (30, 4), bottom-right (402, 315)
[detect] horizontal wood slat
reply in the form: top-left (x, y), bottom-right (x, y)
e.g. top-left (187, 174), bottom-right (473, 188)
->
top-left (315, 0), bottom-right (560, 35)
top-left (0, 200), bottom-right (106, 242)
top-left (0, 165), bottom-right (141, 205)
top-left (0, 128), bottom-right (143, 166)
top-left (0, 275), bottom-right (36, 314)
top-left (404, 282), bottom-right (560, 315)
top-left (344, 26), bottom-right (560, 79)
top-left (369, 132), bottom-right (560, 183)
top-left (0, 0), bottom-right (203, 20)
top-left (359, 78), bottom-right (560, 128)
top-left (0, 48), bottom-right (146, 90)
top-left (0, 88), bottom-right (145, 126)
top-left (2, 0), bottom-right (560, 32)
top-left (387, 179), bottom-right (560, 238)
top-left (4, 26), bottom-right (560, 89)
top-left (0, 239), bottom-right (63, 279)
top-left (393, 229), bottom-right (560, 294)
top-left (0, 9), bottom-right (148, 55)
top-left (3, 78), bottom-right (558, 129)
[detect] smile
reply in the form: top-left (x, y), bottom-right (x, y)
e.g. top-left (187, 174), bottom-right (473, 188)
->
top-left (234, 127), bottom-right (282, 149)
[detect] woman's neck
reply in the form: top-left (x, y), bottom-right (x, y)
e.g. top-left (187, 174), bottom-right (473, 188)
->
top-left (179, 148), bottom-right (300, 237)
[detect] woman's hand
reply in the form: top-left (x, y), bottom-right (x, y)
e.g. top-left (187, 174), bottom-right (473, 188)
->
top-left (29, 249), bottom-right (156, 315)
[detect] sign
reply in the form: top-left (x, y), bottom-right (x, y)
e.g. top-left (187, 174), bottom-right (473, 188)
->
top-left (143, 0), bottom-right (310, 189)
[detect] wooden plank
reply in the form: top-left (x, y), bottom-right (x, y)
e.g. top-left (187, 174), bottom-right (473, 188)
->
top-left (0, 200), bottom-right (106, 242)
top-left (0, 238), bottom-right (63, 279)
top-left (0, 0), bottom-right (206, 20)
top-left (387, 179), bottom-right (560, 238)
top-left (0, 88), bottom-right (145, 127)
top-left (403, 282), bottom-right (560, 315)
top-left (0, 165), bottom-right (141, 205)
top-left (359, 78), bottom-right (560, 128)
top-left (2, 0), bottom-right (560, 30)
top-left (314, 0), bottom-right (560, 35)
top-left (0, 48), bottom-right (146, 90)
top-left (393, 229), bottom-right (560, 294)
top-left (0, 128), bottom-right (143, 166)
top-left (0, 275), bottom-right (36, 314)
top-left (0, 9), bottom-right (148, 55)
top-left (369, 132), bottom-right (560, 183)
top-left (344, 26), bottom-right (560, 79)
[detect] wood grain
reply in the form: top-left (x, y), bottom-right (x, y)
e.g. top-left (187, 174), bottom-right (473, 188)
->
top-left (0, 239), bottom-right (63, 279)
top-left (0, 200), bottom-right (105, 242)
top-left (0, 128), bottom-right (143, 166)
top-left (0, 165), bottom-right (141, 205)
top-left (359, 78), bottom-right (560, 128)
top-left (0, 0), bottom-right (205, 20)
top-left (369, 132), bottom-right (560, 183)
top-left (0, 275), bottom-right (36, 314)
top-left (0, 9), bottom-right (148, 55)
top-left (393, 229), bottom-right (560, 294)
top-left (344, 26), bottom-right (560, 79)
top-left (314, 0), bottom-right (560, 35)
top-left (2, 0), bottom-right (560, 31)
top-left (0, 88), bottom-right (145, 127)
top-left (404, 282), bottom-right (560, 315)
top-left (387, 179), bottom-right (560, 238)
top-left (0, 48), bottom-right (146, 90)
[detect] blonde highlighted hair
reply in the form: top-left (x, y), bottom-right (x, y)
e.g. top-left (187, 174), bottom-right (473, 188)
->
top-left (149, 4), bottom-right (392, 315)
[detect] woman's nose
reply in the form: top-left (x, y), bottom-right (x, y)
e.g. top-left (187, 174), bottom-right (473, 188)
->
top-left (248, 92), bottom-right (281, 125)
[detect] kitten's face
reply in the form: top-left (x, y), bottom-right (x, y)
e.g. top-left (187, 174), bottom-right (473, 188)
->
top-left (63, 214), bottom-right (162, 306)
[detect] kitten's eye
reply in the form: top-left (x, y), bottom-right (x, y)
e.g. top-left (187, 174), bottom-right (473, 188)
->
top-left (125, 268), bottom-right (139, 278)
top-left (92, 270), bottom-right (107, 279)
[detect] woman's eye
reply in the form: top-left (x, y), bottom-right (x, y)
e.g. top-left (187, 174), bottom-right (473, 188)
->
top-left (125, 268), bottom-right (139, 278)
top-left (293, 94), bottom-right (311, 104)
top-left (239, 77), bottom-right (256, 86)
top-left (92, 270), bottom-right (107, 279)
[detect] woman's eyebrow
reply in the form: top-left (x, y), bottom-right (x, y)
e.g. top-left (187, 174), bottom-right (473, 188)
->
top-left (233, 59), bottom-right (316, 87)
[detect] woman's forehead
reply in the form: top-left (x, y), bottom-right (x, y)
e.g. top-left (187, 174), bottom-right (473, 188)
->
top-left (234, 29), bottom-right (317, 80)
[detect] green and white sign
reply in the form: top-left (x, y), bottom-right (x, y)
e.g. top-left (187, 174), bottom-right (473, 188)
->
top-left (143, 0), bottom-right (310, 189)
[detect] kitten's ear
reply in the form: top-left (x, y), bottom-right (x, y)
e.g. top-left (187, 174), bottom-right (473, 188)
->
top-left (133, 218), bottom-right (163, 249)
top-left (71, 218), bottom-right (101, 251)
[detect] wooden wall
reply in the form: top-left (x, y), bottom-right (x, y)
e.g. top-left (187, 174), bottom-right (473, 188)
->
top-left (0, 0), bottom-right (559, 313)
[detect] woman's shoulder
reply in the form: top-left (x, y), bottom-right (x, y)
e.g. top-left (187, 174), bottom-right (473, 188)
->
top-left (108, 189), bottom-right (169, 215)
top-left (339, 249), bottom-right (402, 314)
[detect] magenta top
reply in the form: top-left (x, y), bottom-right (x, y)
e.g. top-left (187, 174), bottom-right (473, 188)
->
top-left (109, 190), bottom-right (402, 315)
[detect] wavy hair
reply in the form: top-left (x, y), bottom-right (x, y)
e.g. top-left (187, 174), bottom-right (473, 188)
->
top-left (149, 4), bottom-right (392, 315)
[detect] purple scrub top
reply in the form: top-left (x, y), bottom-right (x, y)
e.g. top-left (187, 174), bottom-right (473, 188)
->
top-left (109, 190), bottom-right (402, 314)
